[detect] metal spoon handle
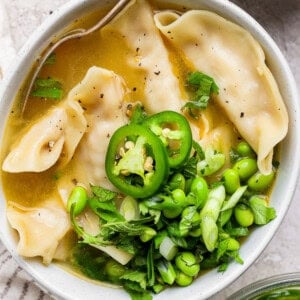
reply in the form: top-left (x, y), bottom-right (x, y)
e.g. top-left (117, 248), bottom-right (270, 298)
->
top-left (22, 0), bottom-right (130, 113)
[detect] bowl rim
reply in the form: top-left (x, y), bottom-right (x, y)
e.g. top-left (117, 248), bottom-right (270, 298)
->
top-left (0, 0), bottom-right (299, 299)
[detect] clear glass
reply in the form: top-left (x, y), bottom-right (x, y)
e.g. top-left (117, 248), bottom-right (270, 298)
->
top-left (229, 273), bottom-right (300, 300)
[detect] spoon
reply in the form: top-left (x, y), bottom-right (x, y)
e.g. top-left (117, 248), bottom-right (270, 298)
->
top-left (22, 0), bottom-right (130, 113)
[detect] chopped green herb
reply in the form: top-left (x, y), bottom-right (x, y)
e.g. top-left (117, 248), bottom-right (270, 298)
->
top-left (130, 103), bottom-right (147, 125)
top-left (31, 77), bottom-right (63, 99)
top-left (182, 71), bottom-right (219, 118)
top-left (44, 52), bottom-right (56, 65)
top-left (249, 196), bottom-right (276, 225)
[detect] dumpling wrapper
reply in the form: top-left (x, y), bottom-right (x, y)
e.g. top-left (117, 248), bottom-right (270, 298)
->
top-left (2, 94), bottom-right (86, 173)
top-left (57, 67), bottom-right (132, 265)
top-left (154, 10), bottom-right (288, 174)
top-left (57, 66), bottom-right (128, 203)
top-left (7, 199), bottom-right (71, 265)
top-left (103, 0), bottom-right (186, 114)
top-left (5, 66), bottom-right (130, 265)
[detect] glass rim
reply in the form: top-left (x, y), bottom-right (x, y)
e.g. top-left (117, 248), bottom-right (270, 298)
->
top-left (228, 272), bottom-right (300, 300)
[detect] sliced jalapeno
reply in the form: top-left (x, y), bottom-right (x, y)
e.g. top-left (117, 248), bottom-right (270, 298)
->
top-left (143, 111), bottom-right (192, 168)
top-left (105, 124), bottom-right (169, 198)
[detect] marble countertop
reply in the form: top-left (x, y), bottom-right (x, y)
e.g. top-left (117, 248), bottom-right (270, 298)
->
top-left (0, 0), bottom-right (299, 299)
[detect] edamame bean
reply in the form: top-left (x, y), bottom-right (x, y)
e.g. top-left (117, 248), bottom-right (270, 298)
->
top-left (105, 259), bottom-right (126, 278)
top-left (247, 171), bottom-right (275, 192)
top-left (233, 158), bottom-right (258, 181)
top-left (189, 227), bottom-right (202, 237)
top-left (222, 169), bottom-right (240, 194)
top-left (175, 271), bottom-right (193, 287)
top-left (67, 186), bottom-right (88, 216)
top-left (175, 252), bottom-right (200, 277)
top-left (236, 141), bottom-right (255, 158)
top-left (140, 227), bottom-right (157, 242)
top-left (172, 189), bottom-right (186, 205)
top-left (226, 238), bottom-right (240, 251)
top-left (190, 177), bottom-right (208, 207)
top-left (168, 173), bottom-right (186, 191)
top-left (234, 203), bottom-right (254, 227)
top-left (162, 189), bottom-right (186, 218)
top-left (163, 206), bottom-right (182, 219)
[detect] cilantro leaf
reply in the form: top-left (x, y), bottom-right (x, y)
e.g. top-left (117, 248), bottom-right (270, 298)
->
top-left (44, 52), bottom-right (56, 65)
top-left (31, 77), bottom-right (63, 99)
top-left (121, 270), bottom-right (147, 290)
top-left (182, 71), bottom-right (219, 118)
top-left (249, 196), bottom-right (276, 225)
top-left (90, 185), bottom-right (117, 202)
top-left (129, 103), bottom-right (148, 125)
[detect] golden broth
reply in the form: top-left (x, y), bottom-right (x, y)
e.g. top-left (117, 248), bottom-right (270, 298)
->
top-left (1, 1), bottom-right (271, 277)
top-left (1, 2), bottom-right (239, 208)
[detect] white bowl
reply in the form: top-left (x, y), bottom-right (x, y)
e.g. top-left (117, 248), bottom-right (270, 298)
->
top-left (0, 0), bottom-right (299, 299)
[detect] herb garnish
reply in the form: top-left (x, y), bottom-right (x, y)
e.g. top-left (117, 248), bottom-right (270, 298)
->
top-left (31, 77), bottom-right (63, 99)
top-left (182, 71), bottom-right (219, 118)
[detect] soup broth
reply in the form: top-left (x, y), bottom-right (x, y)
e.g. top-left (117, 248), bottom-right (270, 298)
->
top-left (0, 0), bottom-right (288, 297)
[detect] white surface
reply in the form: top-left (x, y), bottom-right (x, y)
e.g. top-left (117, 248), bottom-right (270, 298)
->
top-left (0, 0), bottom-right (299, 299)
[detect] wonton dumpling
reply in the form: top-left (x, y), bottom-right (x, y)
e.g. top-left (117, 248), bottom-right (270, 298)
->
top-left (103, 0), bottom-right (185, 114)
top-left (7, 199), bottom-right (71, 264)
top-left (154, 10), bottom-right (288, 174)
top-left (57, 66), bottom-right (128, 201)
top-left (2, 95), bottom-right (86, 173)
top-left (57, 67), bottom-right (134, 264)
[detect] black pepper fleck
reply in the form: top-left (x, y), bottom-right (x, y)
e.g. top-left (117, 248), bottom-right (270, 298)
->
top-left (240, 112), bottom-right (244, 118)
top-left (100, 93), bottom-right (104, 98)
top-left (132, 87), bottom-right (137, 91)
top-left (154, 71), bottom-right (160, 75)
